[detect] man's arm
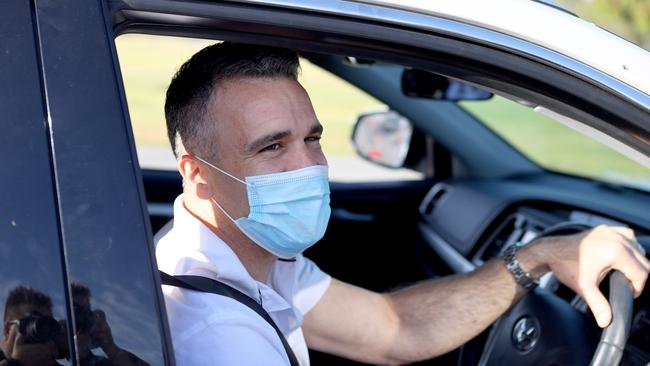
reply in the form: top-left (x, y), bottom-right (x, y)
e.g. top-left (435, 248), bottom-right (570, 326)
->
top-left (302, 226), bottom-right (650, 365)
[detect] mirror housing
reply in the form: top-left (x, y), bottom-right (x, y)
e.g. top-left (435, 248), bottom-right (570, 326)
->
top-left (352, 110), bottom-right (413, 169)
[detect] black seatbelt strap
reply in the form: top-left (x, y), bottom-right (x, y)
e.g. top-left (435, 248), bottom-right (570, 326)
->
top-left (159, 271), bottom-right (300, 366)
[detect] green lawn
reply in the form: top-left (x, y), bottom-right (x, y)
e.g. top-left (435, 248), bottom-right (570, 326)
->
top-left (460, 98), bottom-right (650, 185)
top-left (115, 34), bottom-right (650, 190)
top-left (115, 34), bottom-right (381, 156)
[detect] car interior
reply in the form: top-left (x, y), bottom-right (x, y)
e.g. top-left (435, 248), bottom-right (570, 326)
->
top-left (114, 4), bottom-right (650, 365)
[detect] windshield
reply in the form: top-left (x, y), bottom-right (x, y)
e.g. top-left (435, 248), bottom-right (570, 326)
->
top-left (460, 96), bottom-right (650, 191)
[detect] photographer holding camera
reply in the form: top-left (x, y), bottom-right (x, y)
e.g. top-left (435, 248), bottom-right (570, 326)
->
top-left (0, 285), bottom-right (149, 366)
top-left (71, 284), bottom-right (148, 366)
top-left (0, 286), bottom-right (60, 366)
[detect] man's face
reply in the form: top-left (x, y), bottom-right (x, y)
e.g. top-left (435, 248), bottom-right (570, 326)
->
top-left (1, 305), bottom-right (53, 352)
top-left (199, 76), bottom-right (327, 219)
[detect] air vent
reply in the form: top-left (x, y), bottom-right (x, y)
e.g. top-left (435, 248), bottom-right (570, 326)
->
top-left (419, 183), bottom-right (450, 216)
top-left (475, 214), bottom-right (527, 264)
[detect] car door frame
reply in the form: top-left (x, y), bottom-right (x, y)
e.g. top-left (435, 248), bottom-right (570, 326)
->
top-left (33, 0), bottom-right (175, 364)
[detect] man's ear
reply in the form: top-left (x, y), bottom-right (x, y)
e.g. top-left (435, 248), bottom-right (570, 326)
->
top-left (178, 155), bottom-right (212, 200)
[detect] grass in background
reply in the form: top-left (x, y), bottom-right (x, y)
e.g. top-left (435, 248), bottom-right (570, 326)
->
top-left (116, 35), bottom-right (213, 147)
top-left (115, 34), bottom-right (382, 156)
top-left (116, 34), bottom-right (650, 190)
top-left (460, 97), bottom-right (650, 186)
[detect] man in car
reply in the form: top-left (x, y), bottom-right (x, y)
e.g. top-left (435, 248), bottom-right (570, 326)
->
top-left (155, 42), bottom-right (650, 365)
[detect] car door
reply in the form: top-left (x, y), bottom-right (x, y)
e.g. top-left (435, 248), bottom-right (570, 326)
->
top-left (26, 0), bottom-right (174, 364)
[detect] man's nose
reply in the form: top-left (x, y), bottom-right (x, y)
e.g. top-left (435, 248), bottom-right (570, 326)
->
top-left (288, 142), bottom-right (326, 171)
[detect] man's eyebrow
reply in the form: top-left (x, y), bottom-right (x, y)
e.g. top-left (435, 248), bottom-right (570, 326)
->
top-left (310, 123), bottom-right (323, 135)
top-left (246, 130), bottom-right (291, 154)
top-left (245, 122), bottom-right (323, 154)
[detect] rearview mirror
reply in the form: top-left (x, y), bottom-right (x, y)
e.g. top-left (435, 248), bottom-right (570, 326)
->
top-left (352, 110), bottom-right (413, 169)
top-left (402, 69), bottom-right (493, 101)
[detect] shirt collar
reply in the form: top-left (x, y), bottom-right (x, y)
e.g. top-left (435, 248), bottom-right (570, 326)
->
top-left (156, 194), bottom-right (293, 313)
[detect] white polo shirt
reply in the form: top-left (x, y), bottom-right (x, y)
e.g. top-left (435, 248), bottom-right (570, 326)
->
top-left (155, 195), bottom-right (332, 366)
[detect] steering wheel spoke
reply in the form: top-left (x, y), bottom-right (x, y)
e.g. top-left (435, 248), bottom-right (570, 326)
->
top-left (478, 287), bottom-right (596, 366)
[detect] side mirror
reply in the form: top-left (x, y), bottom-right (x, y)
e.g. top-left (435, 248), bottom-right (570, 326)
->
top-left (352, 110), bottom-right (413, 168)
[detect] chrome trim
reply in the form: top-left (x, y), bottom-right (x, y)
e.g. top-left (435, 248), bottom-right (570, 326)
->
top-left (418, 182), bottom-right (450, 216)
top-left (228, 0), bottom-right (650, 110)
top-left (512, 316), bottom-right (540, 352)
top-left (331, 208), bottom-right (375, 222)
top-left (568, 210), bottom-right (628, 228)
top-left (418, 222), bottom-right (475, 273)
top-left (147, 202), bottom-right (173, 217)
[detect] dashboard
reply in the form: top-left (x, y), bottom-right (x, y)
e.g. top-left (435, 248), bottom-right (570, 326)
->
top-left (417, 173), bottom-right (650, 365)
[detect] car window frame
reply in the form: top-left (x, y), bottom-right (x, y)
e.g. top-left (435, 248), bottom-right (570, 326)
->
top-left (0, 2), bottom-right (78, 362)
top-left (112, 0), bottom-right (650, 179)
top-left (110, 0), bottom-right (650, 363)
top-left (33, 0), bottom-right (175, 364)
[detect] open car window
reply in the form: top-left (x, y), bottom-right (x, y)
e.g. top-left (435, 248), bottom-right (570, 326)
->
top-left (460, 96), bottom-right (650, 191)
top-left (116, 34), bottom-right (424, 183)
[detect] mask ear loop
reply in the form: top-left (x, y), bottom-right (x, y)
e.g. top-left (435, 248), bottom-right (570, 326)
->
top-left (194, 155), bottom-right (250, 222)
top-left (194, 156), bottom-right (249, 185)
top-left (211, 198), bottom-right (236, 222)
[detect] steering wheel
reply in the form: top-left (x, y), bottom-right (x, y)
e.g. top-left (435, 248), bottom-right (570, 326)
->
top-left (476, 223), bottom-right (634, 366)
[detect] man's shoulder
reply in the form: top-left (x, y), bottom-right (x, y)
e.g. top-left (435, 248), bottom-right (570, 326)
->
top-left (164, 285), bottom-right (260, 317)
top-left (153, 218), bottom-right (175, 245)
top-left (272, 254), bottom-right (332, 315)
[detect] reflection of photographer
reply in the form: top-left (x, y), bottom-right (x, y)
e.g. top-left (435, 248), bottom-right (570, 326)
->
top-left (0, 286), bottom-right (60, 366)
top-left (71, 284), bottom-right (148, 366)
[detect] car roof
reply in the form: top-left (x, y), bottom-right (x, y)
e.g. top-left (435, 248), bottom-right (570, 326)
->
top-left (353, 0), bottom-right (650, 97)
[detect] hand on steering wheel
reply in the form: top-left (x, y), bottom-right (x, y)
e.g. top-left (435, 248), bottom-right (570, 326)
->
top-left (477, 223), bottom-right (648, 366)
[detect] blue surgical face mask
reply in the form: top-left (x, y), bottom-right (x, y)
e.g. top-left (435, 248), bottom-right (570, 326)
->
top-left (196, 156), bottom-right (331, 259)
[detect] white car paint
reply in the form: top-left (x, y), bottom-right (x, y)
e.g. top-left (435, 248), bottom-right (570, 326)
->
top-left (356, 0), bottom-right (650, 96)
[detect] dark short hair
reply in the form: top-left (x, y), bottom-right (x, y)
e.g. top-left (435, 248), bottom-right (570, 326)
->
top-left (3, 286), bottom-right (53, 321)
top-left (165, 42), bottom-right (300, 159)
top-left (70, 283), bottom-right (91, 304)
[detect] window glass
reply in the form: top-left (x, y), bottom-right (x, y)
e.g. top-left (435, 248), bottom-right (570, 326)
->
top-left (0, 3), bottom-right (72, 364)
top-left (32, 4), bottom-right (172, 363)
top-left (460, 96), bottom-right (650, 191)
top-left (116, 34), bottom-right (423, 182)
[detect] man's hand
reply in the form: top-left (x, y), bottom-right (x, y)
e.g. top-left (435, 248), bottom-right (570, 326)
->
top-left (521, 225), bottom-right (650, 327)
top-left (90, 309), bottom-right (116, 353)
top-left (89, 309), bottom-right (150, 366)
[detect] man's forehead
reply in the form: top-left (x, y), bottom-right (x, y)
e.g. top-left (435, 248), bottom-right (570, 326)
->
top-left (210, 77), bottom-right (318, 151)
top-left (215, 77), bottom-right (311, 114)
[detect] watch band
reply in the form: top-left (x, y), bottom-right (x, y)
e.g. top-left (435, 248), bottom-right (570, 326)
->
top-left (503, 243), bottom-right (539, 290)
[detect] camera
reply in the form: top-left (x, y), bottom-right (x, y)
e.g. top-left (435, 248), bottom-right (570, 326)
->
top-left (16, 312), bottom-right (62, 344)
top-left (73, 303), bottom-right (95, 334)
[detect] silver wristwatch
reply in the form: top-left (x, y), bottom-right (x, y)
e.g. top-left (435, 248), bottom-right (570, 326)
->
top-left (503, 243), bottom-right (539, 290)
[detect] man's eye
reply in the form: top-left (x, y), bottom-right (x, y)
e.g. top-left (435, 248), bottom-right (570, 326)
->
top-left (306, 136), bottom-right (321, 142)
top-left (261, 143), bottom-right (281, 152)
